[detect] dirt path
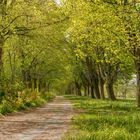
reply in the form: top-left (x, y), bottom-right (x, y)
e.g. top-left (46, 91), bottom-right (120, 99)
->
top-left (0, 96), bottom-right (73, 140)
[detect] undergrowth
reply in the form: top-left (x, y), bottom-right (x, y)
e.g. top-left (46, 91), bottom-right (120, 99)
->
top-left (0, 89), bottom-right (55, 115)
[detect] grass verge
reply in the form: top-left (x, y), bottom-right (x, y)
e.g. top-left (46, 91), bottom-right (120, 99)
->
top-left (63, 95), bottom-right (140, 140)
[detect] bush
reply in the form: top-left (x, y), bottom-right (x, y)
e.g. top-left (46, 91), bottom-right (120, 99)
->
top-left (0, 100), bottom-right (14, 114)
top-left (0, 89), bottom-right (55, 115)
top-left (42, 92), bottom-right (55, 101)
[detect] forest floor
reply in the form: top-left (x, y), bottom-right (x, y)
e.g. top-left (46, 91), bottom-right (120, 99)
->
top-left (0, 96), bottom-right (73, 140)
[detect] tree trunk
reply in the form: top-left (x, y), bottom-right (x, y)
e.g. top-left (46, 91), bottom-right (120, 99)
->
top-left (106, 81), bottom-right (116, 101)
top-left (36, 78), bottom-right (39, 92)
top-left (135, 59), bottom-right (140, 107)
top-left (75, 81), bottom-right (82, 96)
top-left (93, 79), bottom-right (101, 99)
top-left (91, 85), bottom-right (95, 98)
top-left (31, 78), bottom-right (35, 90)
top-left (77, 87), bottom-right (81, 96)
top-left (100, 79), bottom-right (105, 99)
top-left (0, 36), bottom-right (4, 77)
top-left (87, 84), bottom-right (90, 96)
top-left (84, 86), bottom-right (87, 96)
top-left (47, 82), bottom-right (51, 92)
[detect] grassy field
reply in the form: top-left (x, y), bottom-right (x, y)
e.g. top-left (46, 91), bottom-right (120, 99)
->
top-left (64, 96), bottom-right (140, 140)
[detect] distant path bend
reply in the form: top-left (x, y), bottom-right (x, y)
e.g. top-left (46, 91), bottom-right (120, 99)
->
top-left (0, 96), bottom-right (73, 140)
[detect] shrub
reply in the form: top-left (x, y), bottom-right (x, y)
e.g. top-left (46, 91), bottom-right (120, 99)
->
top-left (0, 100), bottom-right (14, 114)
top-left (42, 92), bottom-right (55, 101)
top-left (0, 89), bottom-right (55, 115)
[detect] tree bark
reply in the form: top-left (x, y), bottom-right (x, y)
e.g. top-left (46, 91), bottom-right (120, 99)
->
top-left (93, 78), bottom-right (101, 99)
top-left (100, 79), bottom-right (105, 99)
top-left (106, 81), bottom-right (116, 101)
top-left (91, 85), bottom-right (95, 98)
top-left (84, 86), bottom-right (87, 96)
top-left (135, 57), bottom-right (140, 107)
top-left (0, 36), bottom-right (4, 76)
top-left (87, 84), bottom-right (90, 96)
top-left (75, 81), bottom-right (82, 96)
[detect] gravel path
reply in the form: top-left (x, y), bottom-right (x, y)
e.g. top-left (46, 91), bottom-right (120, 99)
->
top-left (0, 96), bottom-right (73, 140)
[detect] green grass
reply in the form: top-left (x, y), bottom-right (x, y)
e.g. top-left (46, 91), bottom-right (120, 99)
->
top-left (64, 96), bottom-right (140, 140)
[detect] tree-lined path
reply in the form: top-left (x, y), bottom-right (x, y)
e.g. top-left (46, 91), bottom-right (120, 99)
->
top-left (0, 96), bottom-right (73, 140)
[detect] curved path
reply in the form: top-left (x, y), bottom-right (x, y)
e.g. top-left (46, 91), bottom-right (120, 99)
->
top-left (0, 96), bottom-right (73, 140)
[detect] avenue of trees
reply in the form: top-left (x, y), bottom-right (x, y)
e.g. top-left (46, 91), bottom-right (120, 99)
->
top-left (0, 0), bottom-right (140, 107)
top-left (63, 0), bottom-right (140, 107)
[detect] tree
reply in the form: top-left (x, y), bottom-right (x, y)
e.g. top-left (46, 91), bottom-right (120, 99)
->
top-left (64, 0), bottom-right (131, 100)
top-left (101, 0), bottom-right (140, 106)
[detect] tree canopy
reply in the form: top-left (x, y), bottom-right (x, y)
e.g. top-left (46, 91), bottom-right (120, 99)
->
top-left (0, 0), bottom-right (140, 107)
